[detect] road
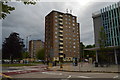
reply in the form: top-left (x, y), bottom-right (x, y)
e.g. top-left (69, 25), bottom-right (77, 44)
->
top-left (2, 64), bottom-right (119, 80)
top-left (10, 71), bottom-right (119, 79)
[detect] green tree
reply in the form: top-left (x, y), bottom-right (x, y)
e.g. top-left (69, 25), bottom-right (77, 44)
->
top-left (84, 44), bottom-right (95, 60)
top-left (36, 48), bottom-right (45, 60)
top-left (80, 42), bottom-right (85, 61)
top-left (1, 0), bottom-right (36, 19)
top-left (98, 26), bottom-right (108, 64)
top-left (2, 32), bottom-right (25, 63)
top-left (22, 52), bottom-right (29, 59)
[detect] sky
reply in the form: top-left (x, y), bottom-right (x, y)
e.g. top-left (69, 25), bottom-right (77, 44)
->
top-left (1, 0), bottom-right (119, 48)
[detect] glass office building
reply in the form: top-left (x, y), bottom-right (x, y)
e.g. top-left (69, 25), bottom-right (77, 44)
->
top-left (92, 2), bottom-right (120, 64)
top-left (100, 2), bottom-right (120, 46)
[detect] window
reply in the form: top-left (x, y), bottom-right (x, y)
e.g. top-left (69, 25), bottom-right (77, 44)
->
top-left (55, 36), bottom-right (57, 38)
top-left (55, 32), bottom-right (57, 34)
top-left (55, 19), bottom-right (57, 22)
top-left (55, 40), bottom-right (58, 42)
top-left (73, 23), bottom-right (75, 26)
top-left (55, 28), bottom-right (57, 30)
top-left (73, 20), bottom-right (75, 22)
top-left (55, 23), bottom-right (57, 26)
top-left (73, 46), bottom-right (76, 48)
top-left (73, 42), bottom-right (75, 44)
top-left (55, 16), bottom-right (57, 18)
top-left (73, 17), bottom-right (75, 19)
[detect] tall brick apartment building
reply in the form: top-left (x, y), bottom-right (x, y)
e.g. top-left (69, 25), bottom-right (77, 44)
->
top-left (29, 40), bottom-right (44, 59)
top-left (45, 10), bottom-right (80, 62)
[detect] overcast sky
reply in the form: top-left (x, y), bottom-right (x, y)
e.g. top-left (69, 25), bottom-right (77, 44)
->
top-left (1, 0), bottom-right (119, 48)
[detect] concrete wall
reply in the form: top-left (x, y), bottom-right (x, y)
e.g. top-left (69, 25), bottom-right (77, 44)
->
top-left (92, 14), bottom-right (102, 47)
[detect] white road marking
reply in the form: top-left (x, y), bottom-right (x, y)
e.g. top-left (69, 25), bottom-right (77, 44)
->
top-left (113, 76), bottom-right (118, 78)
top-left (67, 75), bottom-right (72, 78)
top-left (42, 72), bottom-right (62, 75)
top-left (77, 76), bottom-right (91, 78)
top-left (7, 70), bottom-right (23, 72)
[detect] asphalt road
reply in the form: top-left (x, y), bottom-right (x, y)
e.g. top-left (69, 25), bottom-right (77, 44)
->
top-left (10, 71), bottom-right (119, 79)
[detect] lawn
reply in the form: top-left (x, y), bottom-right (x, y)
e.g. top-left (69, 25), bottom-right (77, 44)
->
top-left (2, 63), bottom-right (36, 67)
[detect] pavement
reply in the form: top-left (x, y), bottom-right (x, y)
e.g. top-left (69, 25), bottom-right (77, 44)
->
top-left (49, 63), bottom-right (120, 73)
top-left (2, 64), bottom-right (51, 75)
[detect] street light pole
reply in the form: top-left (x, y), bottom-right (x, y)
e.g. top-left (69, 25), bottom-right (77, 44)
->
top-left (26, 35), bottom-right (31, 52)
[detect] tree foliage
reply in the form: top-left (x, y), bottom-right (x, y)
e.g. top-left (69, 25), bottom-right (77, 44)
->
top-left (2, 32), bottom-right (25, 60)
top-left (36, 48), bottom-right (45, 60)
top-left (98, 26), bottom-right (107, 48)
top-left (22, 52), bottom-right (29, 59)
top-left (1, 0), bottom-right (36, 19)
top-left (98, 26), bottom-right (108, 64)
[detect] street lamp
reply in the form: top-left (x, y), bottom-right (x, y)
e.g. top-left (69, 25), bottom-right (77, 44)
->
top-left (26, 35), bottom-right (31, 52)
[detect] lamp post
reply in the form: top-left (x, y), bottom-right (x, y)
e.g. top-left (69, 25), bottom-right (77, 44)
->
top-left (26, 35), bottom-right (31, 52)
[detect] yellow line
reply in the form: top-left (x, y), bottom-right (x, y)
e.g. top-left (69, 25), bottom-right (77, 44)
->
top-left (0, 73), bottom-right (12, 78)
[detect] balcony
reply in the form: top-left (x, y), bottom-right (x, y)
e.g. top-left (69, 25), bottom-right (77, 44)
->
top-left (59, 30), bottom-right (63, 33)
top-left (59, 34), bottom-right (63, 37)
top-left (60, 51), bottom-right (63, 53)
top-left (60, 47), bottom-right (63, 49)
top-left (60, 38), bottom-right (63, 41)
top-left (60, 42), bottom-right (63, 45)
top-left (59, 18), bottom-right (63, 21)
top-left (60, 26), bottom-right (63, 29)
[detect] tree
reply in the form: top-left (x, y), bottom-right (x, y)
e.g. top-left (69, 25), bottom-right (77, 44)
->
top-left (22, 52), bottom-right (29, 59)
top-left (98, 26), bottom-right (107, 48)
top-left (80, 42), bottom-right (85, 61)
top-left (2, 32), bottom-right (25, 63)
top-left (36, 48), bottom-right (45, 60)
top-left (84, 44), bottom-right (95, 61)
top-left (1, 0), bottom-right (36, 19)
top-left (98, 26), bottom-right (108, 65)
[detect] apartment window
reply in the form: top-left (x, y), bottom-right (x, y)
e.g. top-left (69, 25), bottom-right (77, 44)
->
top-left (73, 20), bottom-right (75, 22)
top-left (73, 35), bottom-right (76, 37)
top-left (55, 40), bottom-right (58, 42)
top-left (65, 22), bottom-right (67, 24)
top-left (73, 42), bottom-right (75, 44)
top-left (73, 46), bottom-right (76, 48)
top-left (68, 19), bottom-right (71, 21)
top-left (55, 28), bottom-right (57, 30)
top-left (55, 23), bottom-right (57, 26)
top-left (55, 19), bottom-right (58, 22)
top-left (55, 32), bottom-right (57, 34)
top-left (69, 22), bottom-right (71, 25)
top-left (55, 36), bottom-right (57, 38)
top-left (73, 23), bottom-right (75, 26)
top-left (73, 17), bottom-right (75, 19)
top-left (55, 16), bottom-right (57, 18)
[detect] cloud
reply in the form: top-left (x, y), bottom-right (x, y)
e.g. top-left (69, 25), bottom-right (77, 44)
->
top-left (1, 1), bottom-right (117, 48)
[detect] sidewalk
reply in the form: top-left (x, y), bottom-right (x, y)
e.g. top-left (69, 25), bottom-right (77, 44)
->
top-left (50, 63), bottom-right (120, 73)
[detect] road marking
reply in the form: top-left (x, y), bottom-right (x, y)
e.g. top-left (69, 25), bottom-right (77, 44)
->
top-left (77, 76), bottom-right (91, 78)
top-left (67, 75), bottom-right (71, 78)
top-left (7, 70), bottom-right (23, 72)
top-left (0, 73), bottom-right (12, 78)
top-left (42, 72), bottom-right (62, 75)
top-left (113, 76), bottom-right (118, 78)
